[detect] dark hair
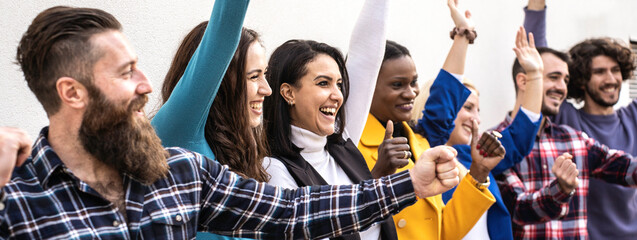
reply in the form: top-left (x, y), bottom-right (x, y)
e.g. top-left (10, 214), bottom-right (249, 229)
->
top-left (161, 24), bottom-right (270, 182)
top-left (511, 47), bottom-right (570, 94)
top-left (568, 38), bottom-right (636, 101)
top-left (384, 40), bottom-right (411, 62)
top-left (264, 40), bottom-right (350, 158)
top-left (16, 6), bottom-right (121, 115)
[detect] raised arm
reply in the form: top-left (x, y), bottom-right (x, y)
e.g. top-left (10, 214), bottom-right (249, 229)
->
top-left (492, 27), bottom-right (544, 173)
top-left (417, 0), bottom-right (474, 147)
top-left (523, 0), bottom-right (547, 47)
top-left (344, 0), bottom-right (389, 144)
top-left (151, 0), bottom-right (249, 154)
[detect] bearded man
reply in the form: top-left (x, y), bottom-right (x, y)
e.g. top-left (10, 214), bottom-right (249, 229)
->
top-left (0, 4), bottom-right (462, 239)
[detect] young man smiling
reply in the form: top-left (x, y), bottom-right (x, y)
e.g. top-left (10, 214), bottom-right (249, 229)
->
top-left (552, 38), bottom-right (637, 239)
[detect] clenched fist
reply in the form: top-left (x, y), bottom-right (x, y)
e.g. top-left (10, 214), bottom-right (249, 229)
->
top-left (409, 146), bottom-right (460, 198)
top-left (0, 127), bottom-right (32, 188)
top-left (552, 152), bottom-right (578, 194)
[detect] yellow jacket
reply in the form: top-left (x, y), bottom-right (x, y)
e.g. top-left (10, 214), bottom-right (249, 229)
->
top-left (358, 114), bottom-right (495, 240)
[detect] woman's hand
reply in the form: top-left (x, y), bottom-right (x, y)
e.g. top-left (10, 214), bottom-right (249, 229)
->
top-left (371, 120), bottom-right (411, 178)
top-left (447, 0), bottom-right (474, 29)
top-left (469, 120), bottom-right (505, 183)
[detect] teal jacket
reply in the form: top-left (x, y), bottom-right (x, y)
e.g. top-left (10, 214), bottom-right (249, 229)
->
top-left (151, 0), bottom-right (252, 239)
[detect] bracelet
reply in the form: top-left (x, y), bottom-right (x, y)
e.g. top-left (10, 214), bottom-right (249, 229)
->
top-left (450, 27), bottom-right (477, 44)
top-left (467, 170), bottom-right (490, 190)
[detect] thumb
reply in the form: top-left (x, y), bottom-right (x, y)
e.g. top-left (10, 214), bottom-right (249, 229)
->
top-left (470, 119), bottom-right (479, 149)
top-left (384, 120), bottom-right (394, 140)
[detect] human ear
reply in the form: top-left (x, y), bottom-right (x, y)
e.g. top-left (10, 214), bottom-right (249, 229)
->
top-left (515, 72), bottom-right (527, 92)
top-left (56, 77), bottom-right (89, 109)
top-left (280, 83), bottom-right (296, 105)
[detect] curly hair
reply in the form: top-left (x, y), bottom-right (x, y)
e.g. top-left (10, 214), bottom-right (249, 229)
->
top-left (568, 38), bottom-right (636, 101)
top-left (161, 24), bottom-right (270, 182)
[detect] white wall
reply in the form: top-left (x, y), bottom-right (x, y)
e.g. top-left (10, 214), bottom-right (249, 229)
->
top-left (1, 0), bottom-right (636, 137)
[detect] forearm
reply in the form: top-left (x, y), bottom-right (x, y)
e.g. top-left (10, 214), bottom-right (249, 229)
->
top-left (441, 176), bottom-right (495, 240)
top-left (442, 37), bottom-right (470, 75)
top-left (523, 4), bottom-right (547, 47)
top-left (499, 173), bottom-right (571, 224)
top-left (201, 163), bottom-right (416, 239)
top-left (491, 109), bottom-right (541, 175)
top-left (587, 138), bottom-right (637, 186)
top-left (152, 0), bottom-right (249, 144)
top-left (344, 0), bottom-right (389, 144)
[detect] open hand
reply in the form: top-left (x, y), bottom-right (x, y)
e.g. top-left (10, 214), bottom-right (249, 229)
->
top-left (372, 120), bottom-right (411, 178)
top-left (0, 127), bottom-right (32, 188)
top-left (410, 146), bottom-right (459, 198)
top-left (552, 153), bottom-right (578, 194)
top-left (447, 0), bottom-right (474, 29)
top-left (513, 26), bottom-right (543, 76)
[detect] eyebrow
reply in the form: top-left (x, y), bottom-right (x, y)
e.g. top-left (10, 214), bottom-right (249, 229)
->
top-left (246, 69), bottom-right (263, 75)
top-left (314, 75), bottom-right (336, 81)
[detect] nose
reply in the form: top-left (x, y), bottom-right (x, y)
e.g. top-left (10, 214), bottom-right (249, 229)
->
top-left (135, 68), bottom-right (153, 95)
top-left (330, 84), bottom-right (343, 103)
top-left (403, 86), bottom-right (418, 99)
top-left (259, 78), bottom-right (272, 96)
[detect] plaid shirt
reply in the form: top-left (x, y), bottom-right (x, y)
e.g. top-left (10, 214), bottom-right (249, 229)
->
top-left (493, 116), bottom-right (637, 240)
top-left (0, 128), bottom-right (417, 240)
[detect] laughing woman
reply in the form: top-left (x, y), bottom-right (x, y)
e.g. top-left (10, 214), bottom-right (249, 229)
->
top-left (262, 1), bottom-right (401, 239)
top-left (151, 0), bottom-right (271, 239)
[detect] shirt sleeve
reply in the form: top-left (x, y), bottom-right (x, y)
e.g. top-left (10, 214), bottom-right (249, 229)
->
top-left (496, 168), bottom-right (572, 225)
top-left (584, 132), bottom-right (637, 186)
top-left (491, 108), bottom-right (542, 175)
top-left (198, 155), bottom-right (417, 239)
top-left (151, 0), bottom-right (248, 154)
top-left (417, 69), bottom-right (472, 147)
top-left (523, 6), bottom-right (547, 47)
top-left (344, 0), bottom-right (389, 145)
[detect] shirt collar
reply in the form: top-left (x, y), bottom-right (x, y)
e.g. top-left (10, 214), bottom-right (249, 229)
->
top-left (29, 127), bottom-right (68, 187)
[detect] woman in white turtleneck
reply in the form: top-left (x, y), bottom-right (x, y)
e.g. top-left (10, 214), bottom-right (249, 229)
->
top-left (261, 1), bottom-right (402, 240)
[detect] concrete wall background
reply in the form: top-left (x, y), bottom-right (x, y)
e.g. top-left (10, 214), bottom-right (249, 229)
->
top-left (1, 0), bottom-right (636, 138)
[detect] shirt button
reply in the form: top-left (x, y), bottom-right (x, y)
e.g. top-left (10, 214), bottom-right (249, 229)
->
top-left (543, 164), bottom-right (547, 169)
top-left (113, 220), bottom-right (120, 227)
top-left (397, 219), bottom-right (407, 228)
top-left (0, 202), bottom-right (4, 211)
top-left (175, 214), bottom-right (183, 222)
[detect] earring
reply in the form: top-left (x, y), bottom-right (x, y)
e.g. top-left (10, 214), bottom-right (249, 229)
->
top-left (287, 100), bottom-right (295, 106)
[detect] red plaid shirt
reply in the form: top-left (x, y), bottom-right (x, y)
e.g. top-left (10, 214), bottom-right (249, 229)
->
top-left (493, 115), bottom-right (637, 240)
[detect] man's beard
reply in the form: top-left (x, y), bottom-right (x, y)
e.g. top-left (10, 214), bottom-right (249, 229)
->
top-left (586, 84), bottom-right (618, 108)
top-left (79, 88), bottom-right (169, 185)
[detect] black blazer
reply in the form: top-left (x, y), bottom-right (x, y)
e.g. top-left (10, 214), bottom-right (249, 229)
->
top-left (274, 137), bottom-right (398, 240)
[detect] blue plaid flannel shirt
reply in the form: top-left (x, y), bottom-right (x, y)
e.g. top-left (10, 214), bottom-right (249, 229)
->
top-left (0, 127), bottom-right (417, 239)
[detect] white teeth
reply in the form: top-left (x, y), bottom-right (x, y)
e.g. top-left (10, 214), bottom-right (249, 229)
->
top-left (603, 87), bottom-right (616, 93)
top-left (320, 107), bottom-right (337, 115)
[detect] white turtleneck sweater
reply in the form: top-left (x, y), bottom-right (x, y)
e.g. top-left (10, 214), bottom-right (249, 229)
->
top-left (263, 126), bottom-right (381, 240)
